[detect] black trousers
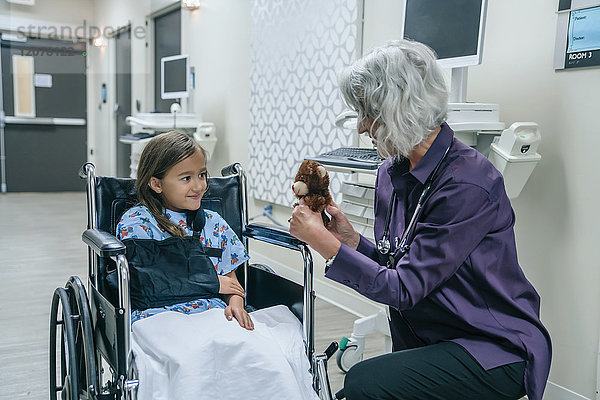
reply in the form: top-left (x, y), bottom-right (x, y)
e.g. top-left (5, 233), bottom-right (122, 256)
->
top-left (343, 341), bottom-right (525, 400)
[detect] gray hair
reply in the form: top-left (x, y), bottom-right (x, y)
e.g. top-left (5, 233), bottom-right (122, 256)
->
top-left (339, 39), bottom-right (449, 158)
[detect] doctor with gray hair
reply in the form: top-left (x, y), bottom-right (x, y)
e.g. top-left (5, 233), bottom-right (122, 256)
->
top-left (289, 40), bottom-right (551, 400)
top-left (338, 39), bottom-right (449, 159)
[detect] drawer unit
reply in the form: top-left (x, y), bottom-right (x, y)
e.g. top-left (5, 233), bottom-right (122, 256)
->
top-left (341, 180), bottom-right (376, 240)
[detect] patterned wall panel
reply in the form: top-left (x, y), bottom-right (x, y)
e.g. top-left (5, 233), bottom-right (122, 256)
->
top-left (249, 0), bottom-right (360, 206)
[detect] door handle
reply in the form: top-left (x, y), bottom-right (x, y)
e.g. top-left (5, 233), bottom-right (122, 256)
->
top-left (4, 116), bottom-right (86, 126)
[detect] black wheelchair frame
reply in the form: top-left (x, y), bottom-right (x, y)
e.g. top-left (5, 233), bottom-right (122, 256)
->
top-left (49, 162), bottom-right (338, 400)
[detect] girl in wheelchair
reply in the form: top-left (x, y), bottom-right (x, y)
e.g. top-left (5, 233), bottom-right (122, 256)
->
top-left (116, 131), bottom-right (317, 400)
top-left (117, 130), bottom-right (253, 330)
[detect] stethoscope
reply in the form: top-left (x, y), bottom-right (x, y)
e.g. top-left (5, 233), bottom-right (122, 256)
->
top-left (377, 142), bottom-right (452, 268)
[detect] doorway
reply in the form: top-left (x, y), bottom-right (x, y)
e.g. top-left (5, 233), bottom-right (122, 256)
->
top-left (0, 37), bottom-right (87, 192)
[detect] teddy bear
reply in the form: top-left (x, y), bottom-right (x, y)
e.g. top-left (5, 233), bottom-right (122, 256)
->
top-left (292, 160), bottom-right (333, 227)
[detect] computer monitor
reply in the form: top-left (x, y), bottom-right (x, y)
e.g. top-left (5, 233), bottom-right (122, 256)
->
top-left (161, 54), bottom-right (189, 100)
top-left (401, 0), bottom-right (488, 69)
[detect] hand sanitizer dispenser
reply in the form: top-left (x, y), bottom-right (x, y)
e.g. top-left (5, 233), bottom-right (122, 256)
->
top-left (193, 122), bottom-right (218, 160)
top-left (488, 122), bottom-right (541, 198)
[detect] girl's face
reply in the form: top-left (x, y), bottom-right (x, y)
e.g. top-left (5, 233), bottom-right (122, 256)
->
top-left (149, 150), bottom-right (208, 212)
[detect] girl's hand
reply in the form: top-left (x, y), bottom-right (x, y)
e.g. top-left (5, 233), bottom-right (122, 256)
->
top-left (326, 201), bottom-right (360, 250)
top-left (224, 295), bottom-right (254, 330)
top-left (218, 274), bottom-right (245, 297)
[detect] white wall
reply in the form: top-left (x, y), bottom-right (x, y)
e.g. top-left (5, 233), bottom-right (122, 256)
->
top-left (181, 1), bottom-right (251, 175)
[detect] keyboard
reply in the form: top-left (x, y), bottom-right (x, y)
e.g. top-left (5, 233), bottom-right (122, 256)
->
top-left (306, 147), bottom-right (384, 170)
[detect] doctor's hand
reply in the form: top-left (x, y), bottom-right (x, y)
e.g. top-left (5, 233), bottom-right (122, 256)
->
top-left (326, 201), bottom-right (360, 250)
top-left (289, 203), bottom-right (327, 244)
top-left (225, 295), bottom-right (254, 330)
top-left (218, 274), bottom-right (245, 298)
top-left (289, 203), bottom-right (342, 261)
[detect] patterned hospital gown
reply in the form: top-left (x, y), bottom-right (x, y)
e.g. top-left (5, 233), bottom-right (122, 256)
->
top-left (116, 205), bottom-right (249, 324)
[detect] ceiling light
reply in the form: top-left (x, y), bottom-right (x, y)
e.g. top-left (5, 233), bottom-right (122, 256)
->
top-left (183, 0), bottom-right (200, 10)
top-left (93, 36), bottom-right (105, 47)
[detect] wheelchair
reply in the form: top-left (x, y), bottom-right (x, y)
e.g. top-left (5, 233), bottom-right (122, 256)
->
top-left (49, 162), bottom-right (339, 400)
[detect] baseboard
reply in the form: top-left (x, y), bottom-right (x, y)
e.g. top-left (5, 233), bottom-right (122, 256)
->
top-left (543, 381), bottom-right (591, 400)
top-left (249, 250), bottom-right (385, 318)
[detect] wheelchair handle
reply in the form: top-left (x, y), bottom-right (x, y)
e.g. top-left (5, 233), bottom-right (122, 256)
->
top-left (79, 162), bottom-right (95, 179)
top-left (221, 163), bottom-right (242, 177)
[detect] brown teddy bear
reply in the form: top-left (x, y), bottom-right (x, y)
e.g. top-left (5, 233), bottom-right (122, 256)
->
top-left (292, 160), bottom-right (332, 227)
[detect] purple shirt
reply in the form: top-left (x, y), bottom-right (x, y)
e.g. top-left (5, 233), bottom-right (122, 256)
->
top-left (326, 123), bottom-right (551, 400)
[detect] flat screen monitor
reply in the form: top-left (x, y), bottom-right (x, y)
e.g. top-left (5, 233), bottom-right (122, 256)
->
top-left (161, 54), bottom-right (189, 99)
top-left (401, 0), bottom-right (487, 69)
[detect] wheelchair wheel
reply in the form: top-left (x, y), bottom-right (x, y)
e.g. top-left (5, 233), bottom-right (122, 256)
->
top-left (50, 277), bottom-right (98, 400)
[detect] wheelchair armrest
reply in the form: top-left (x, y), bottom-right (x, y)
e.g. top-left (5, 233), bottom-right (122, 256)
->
top-left (244, 223), bottom-right (305, 251)
top-left (82, 228), bottom-right (126, 257)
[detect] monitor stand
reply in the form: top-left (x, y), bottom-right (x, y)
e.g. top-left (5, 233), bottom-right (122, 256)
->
top-left (446, 66), bottom-right (505, 156)
top-left (450, 67), bottom-right (469, 103)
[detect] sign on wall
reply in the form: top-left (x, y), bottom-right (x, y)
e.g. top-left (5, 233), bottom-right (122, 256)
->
top-left (248, 0), bottom-right (361, 206)
top-left (554, 0), bottom-right (600, 69)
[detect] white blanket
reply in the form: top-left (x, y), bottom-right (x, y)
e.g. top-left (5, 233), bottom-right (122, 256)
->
top-left (131, 305), bottom-right (320, 400)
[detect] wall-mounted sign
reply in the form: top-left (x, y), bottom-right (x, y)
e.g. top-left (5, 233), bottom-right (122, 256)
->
top-left (565, 6), bottom-right (600, 68)
top-left (34, 74), bottom-right (52, 88)
top-left (554, 1), bottom-right (600, 70)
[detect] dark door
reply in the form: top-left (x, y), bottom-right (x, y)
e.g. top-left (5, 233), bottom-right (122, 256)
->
top-left (154, 8), bottom-right (181, 113)
top-left (115, 28), bottom-right (132, 178)
top-left (0, 37), bottom-right (87, 192)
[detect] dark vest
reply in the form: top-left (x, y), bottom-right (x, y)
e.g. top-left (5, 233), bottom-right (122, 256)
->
top-left (109, 208), bottom-right (223, 310)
